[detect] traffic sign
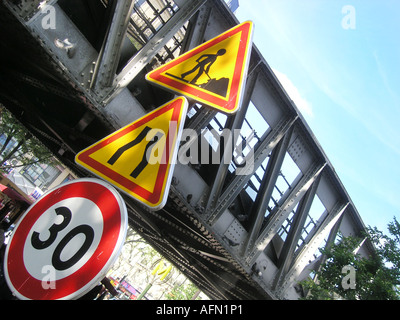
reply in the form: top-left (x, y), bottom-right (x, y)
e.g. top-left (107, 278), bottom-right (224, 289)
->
top-left (3, 178), bottom-right (127, 300)
top-left (146, 21), bottom-right (253, 114)
top-left (152, 260), bottom-right (172, 281)
top-left (75, 96), bottom-right (188, 210)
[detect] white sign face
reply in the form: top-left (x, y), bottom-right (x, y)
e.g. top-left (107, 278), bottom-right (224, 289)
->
top-left (23, 198), bottom-right (104, 281)
top-left (4, 178), bottom-right (127, 300)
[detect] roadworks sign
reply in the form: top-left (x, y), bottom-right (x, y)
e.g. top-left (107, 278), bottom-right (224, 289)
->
top-left (75, 97), bottom-right (188, 210)
top-left (146, 21), bottom-right (253, 114)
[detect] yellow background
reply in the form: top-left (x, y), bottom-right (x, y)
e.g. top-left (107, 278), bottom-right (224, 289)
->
top-left (89, 109), bottom-right (175, 193)
top-left (161, 32), bottom-right (242, 99)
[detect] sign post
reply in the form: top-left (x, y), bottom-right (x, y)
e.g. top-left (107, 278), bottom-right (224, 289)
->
top-left (136, 259), bottom-right (173, 300)
top-left (3, 178), bottom-right (127, 300)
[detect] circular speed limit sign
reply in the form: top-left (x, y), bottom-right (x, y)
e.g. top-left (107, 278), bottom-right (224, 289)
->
top-left (3, 178), bottom-right (127, 300)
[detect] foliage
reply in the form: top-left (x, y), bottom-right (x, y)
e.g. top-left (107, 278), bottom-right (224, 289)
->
top-left (165, 282), bottom-right (200, 300)
top-left (0, 105), bottom-right (58, 172)
top-left (301, 217), bottom-right (400, 300)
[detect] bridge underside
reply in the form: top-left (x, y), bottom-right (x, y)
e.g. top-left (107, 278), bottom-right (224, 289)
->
top-left (0, 0), bottom-right (373, 300)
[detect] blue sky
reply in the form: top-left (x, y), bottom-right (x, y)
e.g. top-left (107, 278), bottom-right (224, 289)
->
top-left (235, 1), bottom-right (400, 232)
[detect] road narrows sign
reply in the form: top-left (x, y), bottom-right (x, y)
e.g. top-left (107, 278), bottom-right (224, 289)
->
top-left (75, 96), bottom-right (188, 210)
top-left (3, 178), bottom-right (128, 300)
top-left (146, 21), bottom-right (253, 114)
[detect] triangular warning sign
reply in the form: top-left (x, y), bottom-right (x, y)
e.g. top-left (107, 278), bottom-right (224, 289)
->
top-left (146, 21), bottom-right (253, 114)
top-left (75, 97), bottom-right (188, 210)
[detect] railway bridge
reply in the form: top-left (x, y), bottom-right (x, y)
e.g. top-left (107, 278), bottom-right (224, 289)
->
top-left (0, 0), bottom-right (373, 299)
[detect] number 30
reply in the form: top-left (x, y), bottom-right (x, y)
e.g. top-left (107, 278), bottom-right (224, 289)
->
top-left (31, 206), bottom-right (94, 271)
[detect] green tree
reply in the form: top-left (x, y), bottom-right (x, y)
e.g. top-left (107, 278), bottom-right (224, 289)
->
top-left (301, 218), bottom-right (400, 300)
top-left (0, 104), bottom-right (57, 172)
top-left (166, 282), bottom-right (201, 300)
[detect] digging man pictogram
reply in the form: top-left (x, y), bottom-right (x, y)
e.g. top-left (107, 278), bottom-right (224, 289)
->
top-left (180, 49), bottom-right (226, 85)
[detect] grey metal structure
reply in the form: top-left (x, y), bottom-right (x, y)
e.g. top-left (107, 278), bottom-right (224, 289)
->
top-left (0, 0), bottom-right (374, 299)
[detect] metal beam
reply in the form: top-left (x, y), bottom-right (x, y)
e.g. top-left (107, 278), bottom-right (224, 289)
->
top-left (273, 173), bottom-right (321, 289)
top-left (276, 202), bottom-right (349, 298)
top-left (312, 212), bottom-right (344, 277)
top-left (241, 126), bottom-right (293, 257)
top-left (206, 115), bottom-right (298, 225)
top-left (204, 105), bottom-right (249, 211)
top-left (180, 1), bottom-right (212, 52)
top-left (3, 0), bottom-right (44, 20)
top-left (187, 107), bottom-right (218, 135)
top-left (100, 0), bottom-right (207, 104)
top-left (246, 161), bottom-right (327, 265)
top-left (204, 67), bottom-right (259, 214)
top-left (92, 0), bottom-right (134, 90)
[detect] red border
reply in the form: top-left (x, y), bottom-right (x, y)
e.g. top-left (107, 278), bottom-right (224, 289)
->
top-left (5, 181), bottom-right (122, 300)
top-left (76, 98), bottom-right (184, 205)
top-left (147, 22), bottom-right (252, 112)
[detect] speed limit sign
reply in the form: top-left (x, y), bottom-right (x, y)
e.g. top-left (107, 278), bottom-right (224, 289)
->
top-left (3, 178), bottom-right (127, 300)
